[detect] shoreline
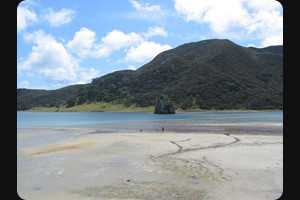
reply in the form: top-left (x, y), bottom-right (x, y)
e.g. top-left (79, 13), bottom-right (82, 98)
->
top-left (17, 128), bottom-right (283, 200)
top-left (17, 117), bottom-right (284, 135)
top-left (19, 105), bottom-right (283, 113)
top-left (20, 109), bottom-right (283, 113)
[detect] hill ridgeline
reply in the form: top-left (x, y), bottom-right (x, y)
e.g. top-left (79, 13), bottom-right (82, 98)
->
top-left (17, 39), bottom-right (283, 111)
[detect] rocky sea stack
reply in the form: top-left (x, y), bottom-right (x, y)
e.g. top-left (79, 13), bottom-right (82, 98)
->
top-left (154, 95), bottom-right (175, 114)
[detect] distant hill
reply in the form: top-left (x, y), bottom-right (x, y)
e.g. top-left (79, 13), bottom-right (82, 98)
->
top-left (17, 84), bottom-right (88, 110)
top-left (17, 39), bottom-right (283, 111)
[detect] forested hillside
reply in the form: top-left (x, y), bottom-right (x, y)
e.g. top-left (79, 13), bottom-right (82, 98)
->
top-left (17, 39), bottom-right (283, 111)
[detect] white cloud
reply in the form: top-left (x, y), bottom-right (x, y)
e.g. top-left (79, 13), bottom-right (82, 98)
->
top-left (247, 0), bottom-right (282, 11)
top-left (95, 29), bottom-right (142, 57)
top-left (246, 3), bottom-right (283, 47)
top-left (18, 30), bottom-right (99, 84)
top-left (98, 28), bottom-right (171, 63)
top-left (66, 27), bottom-right (97, 58)
top-left (128, 0), bottom-right (167, 21)
top-left (96, 28), bottom-right (171, 63)
top-left (144, 26), bottom-right (168, 38)
top-left (173, 0), bottom-right (283, 46)
top-left (68, 28), bottom-right (143, 58)
top-left (128, 65), bottom-right (137, 70)
top-left (44, 8), bottom-right (75, 26)
top-left (17, 6), bottom-right (38, 32)
top-left (20, 31), bottom-right (79, 81)
top-left (174, 0), bottom-right (249, 32)
top-left (124, 41), bottom-right (171, 63)
top-left (66, 27), bottom-right (170, 62)
top-left (129, 0), bottom-right (161, 12)
top-left (76, 68), bottom-right (99, 84)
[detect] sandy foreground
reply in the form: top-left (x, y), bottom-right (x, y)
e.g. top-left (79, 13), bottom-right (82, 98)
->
top-left (17, 128), bottom-right (283, 200)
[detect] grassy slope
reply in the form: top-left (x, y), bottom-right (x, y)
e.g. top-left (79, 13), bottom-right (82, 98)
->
top-left (28, 102), bottom-right (279, 112)
top-left (29, 102), bottom-right (154, 112)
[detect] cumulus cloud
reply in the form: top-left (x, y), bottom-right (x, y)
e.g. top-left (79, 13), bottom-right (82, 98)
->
top-left (174, 0), bottom-right (282, 46)
top-left (97, 28), bottom-right (171, 63)
top-left (76, 67), bottom-right (99, 84)
top-left (17, 2), bottom-right (75, 31)
top-left (174, 0), bottom-right (251, 32)
top-left (95, 28), bottom-right (171, 63)
top-left (17, 6), bottom-right (38, 32)
top-left (144, 26), bottom-right (168, 38)
top-left (129, 0), bottom-right (161, 12)
top-left (96, 30), bottom-right (142, 57)
top-left (124, 41), bottom-right (171, 63)
top-left (245, 1), bottom-right (283, 47)
top-left (128, 0), bottom-right (167, 21)
top-left (67, 27), bottom-right (97, 58)
top-left (128, 65), bottom-right (137, 70)
top-left (67, 28), bottom-right (143, 58)
top-left (66, 25), bottom-right (169, 64)
top-left (44, 8), bottom-right (76, 26)
top-left (18, 30), bottom-right (99, 85)
top-left (247, 0), bottom-right (281, 11)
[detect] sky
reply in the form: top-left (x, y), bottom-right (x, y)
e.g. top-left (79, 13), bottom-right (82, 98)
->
top-left (17, 0), bottom-right (283, 90)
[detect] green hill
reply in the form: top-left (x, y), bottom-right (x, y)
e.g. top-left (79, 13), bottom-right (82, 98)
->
top-left (17, 39), bottom-right (283, 111)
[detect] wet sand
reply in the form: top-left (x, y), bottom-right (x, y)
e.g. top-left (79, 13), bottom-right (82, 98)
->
top-left (17, 128), bottom-right (283, 200)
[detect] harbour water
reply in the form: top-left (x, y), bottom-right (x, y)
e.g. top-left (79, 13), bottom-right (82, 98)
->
top-left (17, 111), bottom-right (283, 134)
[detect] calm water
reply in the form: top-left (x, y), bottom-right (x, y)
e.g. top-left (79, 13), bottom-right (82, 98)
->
top-left (17, 111), bottom-right (283, 134)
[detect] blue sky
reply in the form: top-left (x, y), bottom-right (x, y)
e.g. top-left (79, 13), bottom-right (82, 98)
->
top-left (17, 0), bottom-right (283, 90)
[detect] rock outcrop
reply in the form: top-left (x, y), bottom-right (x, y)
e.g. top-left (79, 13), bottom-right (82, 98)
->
top-left (154, 95), bottom-right (175, 114)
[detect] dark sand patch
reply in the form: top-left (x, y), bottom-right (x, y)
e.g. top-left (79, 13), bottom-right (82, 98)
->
top-left (29, 141), bottom-right (96, 155)
top-left (72, 181), bottom-right (205, 200)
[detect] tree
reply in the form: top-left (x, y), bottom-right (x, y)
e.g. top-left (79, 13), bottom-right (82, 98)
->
top-left (51, 99), bottom-right (65, 111)
top-left (77, 95), bottom-right (88, 105)
top-left (66, 99), bottom-right (76, 108)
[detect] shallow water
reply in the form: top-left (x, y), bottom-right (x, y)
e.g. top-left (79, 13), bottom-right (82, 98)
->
top-left (17, 111), bottom-right (283, 134)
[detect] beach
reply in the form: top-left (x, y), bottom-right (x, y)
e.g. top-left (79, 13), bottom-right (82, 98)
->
top-left (17, 128), bottom-right (283, 200)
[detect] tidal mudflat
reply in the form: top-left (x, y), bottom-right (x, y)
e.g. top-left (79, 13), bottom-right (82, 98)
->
top-left (17, 127), bottom-right (282, 200)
